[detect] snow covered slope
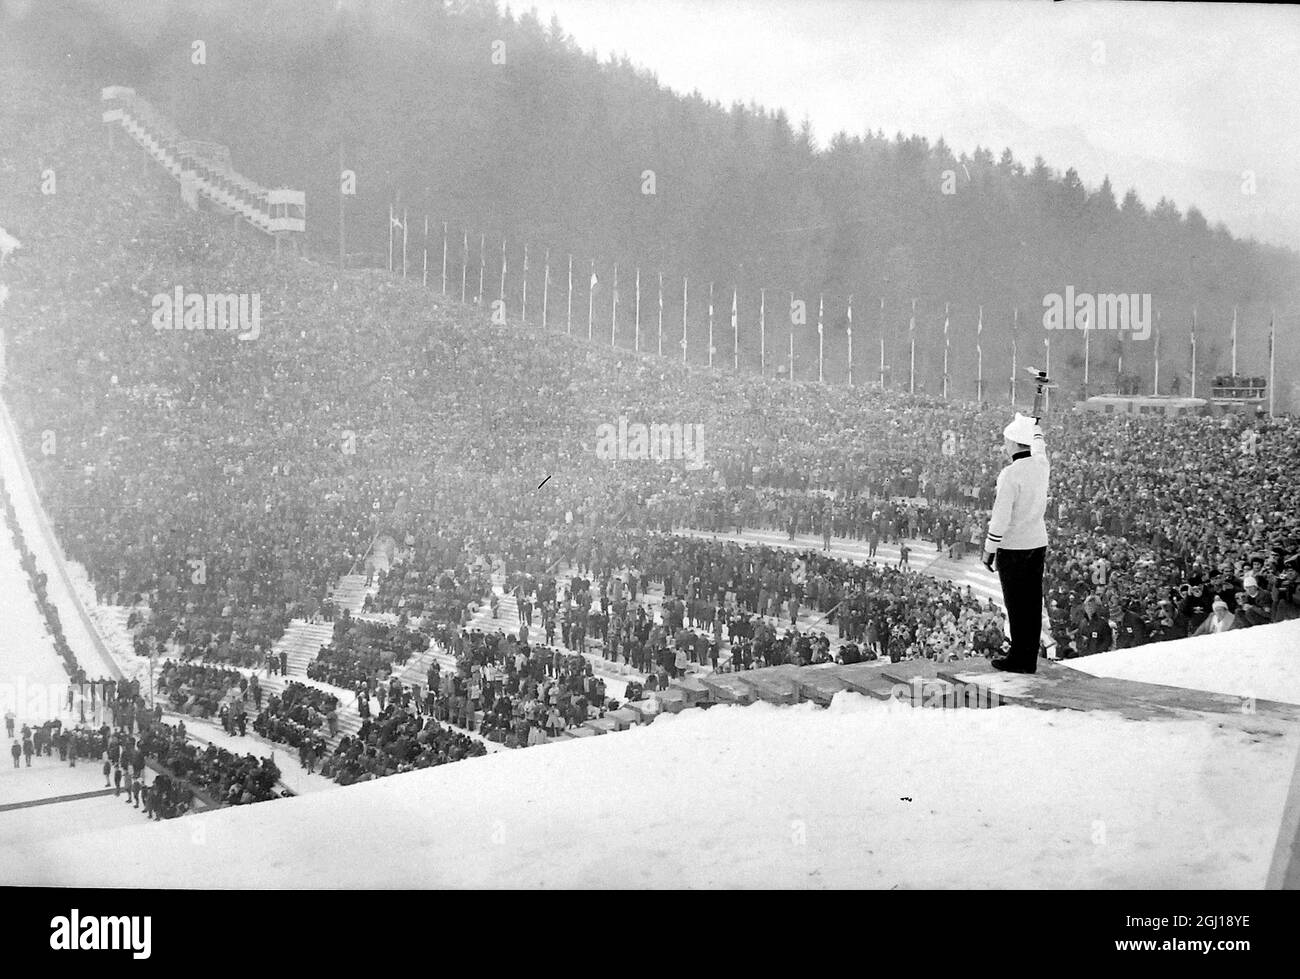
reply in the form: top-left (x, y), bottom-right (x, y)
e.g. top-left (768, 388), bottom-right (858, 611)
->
top-left (1065, 619), bottom-right (1300, 705)
top-left (7, 667), bottom-right (1296, 888)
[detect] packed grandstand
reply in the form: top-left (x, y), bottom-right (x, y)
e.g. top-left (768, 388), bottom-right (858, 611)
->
top-left (2, 41), bottom-right (1299, 821)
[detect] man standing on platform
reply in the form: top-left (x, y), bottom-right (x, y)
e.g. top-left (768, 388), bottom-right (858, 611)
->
top-left (982, 412), bottom-right (1049, 673)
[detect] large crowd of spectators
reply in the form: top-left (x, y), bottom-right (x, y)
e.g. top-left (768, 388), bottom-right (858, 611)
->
top-left (306, 615), bottom-right (427, 689)
top-left (3, 62), bottom-right (1299, 789)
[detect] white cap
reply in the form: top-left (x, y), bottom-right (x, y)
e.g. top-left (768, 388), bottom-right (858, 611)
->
top-left (1003, 412), bottom-right (1039, 446)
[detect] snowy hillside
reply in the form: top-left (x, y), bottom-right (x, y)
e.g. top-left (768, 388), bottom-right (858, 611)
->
top-left (1065, 620), bottom-right (1300, 705)
top-left (8, 652), bottom-right (1296, 889)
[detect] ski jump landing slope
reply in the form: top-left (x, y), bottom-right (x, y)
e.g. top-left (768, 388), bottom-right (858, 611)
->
top-left (7, 620), bottom-right (1300, 890)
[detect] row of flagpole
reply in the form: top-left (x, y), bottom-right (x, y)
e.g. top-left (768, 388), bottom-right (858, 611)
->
top-left (383, 209), bottom-right (1279, 412)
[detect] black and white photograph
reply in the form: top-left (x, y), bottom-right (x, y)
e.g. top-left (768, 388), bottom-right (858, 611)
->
top-left (0, 0), bottom-right (1298, 927)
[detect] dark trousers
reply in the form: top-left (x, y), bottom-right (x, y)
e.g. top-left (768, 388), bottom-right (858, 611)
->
top-left (996, 546), bottom-right (1046, 671)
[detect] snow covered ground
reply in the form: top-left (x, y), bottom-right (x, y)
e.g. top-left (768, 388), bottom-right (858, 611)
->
top-left (0, 402), bottom-right (124, 683)
top-left (1, 392), bottom-right (1296, 888)
top-left (1067, 619), bottom-right (1300, 705)
top-left (0, 499), bottom-right (70, 727)
top-left (6, 671), bottom-right (1296, 888)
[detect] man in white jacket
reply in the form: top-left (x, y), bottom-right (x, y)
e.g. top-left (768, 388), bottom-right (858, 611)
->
top-left (982, 413), bottom-right (1049, 673)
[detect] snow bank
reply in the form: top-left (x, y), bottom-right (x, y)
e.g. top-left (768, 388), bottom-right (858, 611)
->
top-left (8, 685), bottom-right (1294, 889)
top-left (1066, 619), bottom-right (1300, 705)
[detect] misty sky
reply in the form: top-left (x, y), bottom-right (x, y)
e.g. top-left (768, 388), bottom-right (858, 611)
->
top-left (528, 0), bottom-right (1300, 247)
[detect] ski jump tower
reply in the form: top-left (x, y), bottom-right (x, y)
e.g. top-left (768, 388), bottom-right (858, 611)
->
top-left (100, 86), bottom-right (306, 253)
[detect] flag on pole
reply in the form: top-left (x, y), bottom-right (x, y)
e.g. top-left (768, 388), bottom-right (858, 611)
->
top-left (817, 293), bottom-right (824, 385)
top-left (682, 277), bottom-right (689, 364)
top-left (1011, 307), bottom-right (1019, 404)
top-left (1153, 309), bottom-right (1161, 394)
top-left (879, 297), bottom-right (885, 390)
top-left (589, 260), bottom-right (597, 342)
top-left (542, 250), bottom-right (550, 331)
top-left (478, 234), bottom-right (485, 305)
top-left (731, 287), bottom-right (738, 371)
top-left (1231, 306), bottom-right (1238, 377)
top-left (976, 304), bottom-right (983, 401)
top-left (402, 208), bottom-right (408, 278)
top-left (1269, 310), bottom-right (1276, 417)
top-left (908, 298), bottom-right (916, 394)
top-left (1083, 302), bottom-right (1091, 389)
top-left (657, 271), bottom-right (663, 356)
top-left (846, 295), bottom-right (853, 387)
top-left (707, 282), bottom-right (714, 369)
top-left (520, 244), bottom-right (528, 320)
top-left (1190, 306), bottom-right (1197, 399)
top-left (942, 302), bottom-right (950, 398)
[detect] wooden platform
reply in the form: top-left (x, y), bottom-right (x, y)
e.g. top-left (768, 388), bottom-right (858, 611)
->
top-left (828, 663), bottom-right (897, 700)
top-left (600, 655), bottom-right (1300, 736)
top-left (701, 673), bottom-right (758, 705)
top-left (938, 660), bottom-right (1300, 728)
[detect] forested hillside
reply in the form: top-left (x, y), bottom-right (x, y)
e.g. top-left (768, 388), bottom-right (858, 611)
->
top-left (6, 0), bottom-right (1296, 401)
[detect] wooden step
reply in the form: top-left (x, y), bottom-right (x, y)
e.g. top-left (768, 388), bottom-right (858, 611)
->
top-left (669, 675), bottom-right (711, 705)
top-left (701, 672), bottom-right (758, 705)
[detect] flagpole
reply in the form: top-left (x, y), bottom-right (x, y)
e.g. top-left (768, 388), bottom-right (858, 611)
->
top-left (879, 298), bottom-right (885, 389)
top-left (1153, 310), bottom-right (1160, 395)
top-left (1011, 307), bottom-right (1018, 405)
top-left (542, 250), bottom-right (550, 331)
top-left (1269, 310), bottom-right (1276, 418)
top-left (909, 298), bottom-right (916, 395)
top-left (682, 276), bottom-right (688, 365)
top-left (707, 281), bottom-right (714, 369)
top-left (759, 289), bottom-right (766, 375)
top-left (403, 208), bottom-right (409, 278)
top-left (611, 263), bottom-right (618, 346)
top-left (976, 304), bottom-right (983, 403)
top-left (657, 271), bottom-right (663, 356)
top-left (441, 222), bottom-right (447, 295)
top-left (1231, 306), bottom-right (1238, 377)
top-left (478, 234), bottom-right (485, 305)
top-left (521, 244), bottom-right (528, 321)
top-left (1044, 336), bottom-right (1051, 413)
top-left (635, 268), bottom-right (641, 353)
top-left (788, 291), bottom-right (794, 381)
top-left (338, 145), bottom-right (346, 270)
top-left (1083, 304), bottom-right (1091, 395)
top-left (1190, 306), bottom-right (1197, 399)
top-left (942, 301), bottom-right (949, 399)
top-left (732, 286), bottom-right (738, 372)
top-left (388, 203), bottom-right (394, 273)
top-left (422, 215), bottom-right (428, 288)
top-left (588, 260), bottom-right (596, 342)
top-left (499, 238), bottom-right (506, 306)
top-left (461, 230), bottom-right (468, 303)
top-left (847, 295), bottom-right (853, 387)
top-left (567, 255), bottom-right (573, 334)
top-left (817, 293), bottom-right (824, 384)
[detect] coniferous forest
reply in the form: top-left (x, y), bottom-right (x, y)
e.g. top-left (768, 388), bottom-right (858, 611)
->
top-left (10, 0), bottom-right (1298, 404)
